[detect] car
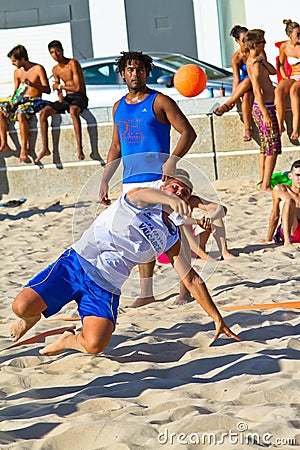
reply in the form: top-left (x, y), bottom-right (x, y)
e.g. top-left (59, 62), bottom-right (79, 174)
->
top-left (47, 52), bottom-right (233, 108)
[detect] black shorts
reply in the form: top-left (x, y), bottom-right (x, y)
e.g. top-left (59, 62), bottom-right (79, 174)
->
top-left (50, 93), bottom-right (89, 114)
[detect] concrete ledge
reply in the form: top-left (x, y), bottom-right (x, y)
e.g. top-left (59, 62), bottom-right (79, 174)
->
top-left (0, 98), bottom-right (299, 200)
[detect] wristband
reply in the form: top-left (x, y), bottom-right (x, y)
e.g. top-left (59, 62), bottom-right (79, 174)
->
top-left (58, 84), bottom-right (62, 90)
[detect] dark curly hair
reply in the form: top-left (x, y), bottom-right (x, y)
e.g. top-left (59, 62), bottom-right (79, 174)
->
top-left (116, 51), bottom-right (153, 75)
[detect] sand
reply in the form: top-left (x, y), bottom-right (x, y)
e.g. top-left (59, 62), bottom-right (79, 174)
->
top-left (0, 178), bottom-right (300, 450)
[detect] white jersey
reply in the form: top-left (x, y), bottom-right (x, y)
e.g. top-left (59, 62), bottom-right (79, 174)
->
top-left (72, 194), bottom-right (179, 294)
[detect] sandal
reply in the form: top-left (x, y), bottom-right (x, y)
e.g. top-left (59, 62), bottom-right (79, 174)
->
top-left (213, 103), bottom-right (233, 116)
top-left (243, 128), bottom-right (252, 142)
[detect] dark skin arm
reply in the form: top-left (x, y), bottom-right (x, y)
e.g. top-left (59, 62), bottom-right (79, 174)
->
top-left (99, 101), bottom-right (121, 205)
top-left (153, 93), bottom-right (196, 179)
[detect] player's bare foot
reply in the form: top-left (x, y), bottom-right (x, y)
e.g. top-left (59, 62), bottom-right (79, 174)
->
top-left (0, 143), bottom-right (11, 152)
top-left (35, 149), bottom-right (51, 163)
top-left (10, 314), bottom-right (41, 342)
top-left (40, 329), bottom-right (76, 356)
top-left (131, 296), bottom-right (155, 308)
top-left (173, 295), bottom-right (194, 305)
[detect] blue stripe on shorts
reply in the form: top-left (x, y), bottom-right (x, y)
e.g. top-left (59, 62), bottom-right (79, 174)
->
top-left (25, 248), bottom-right (119, 324)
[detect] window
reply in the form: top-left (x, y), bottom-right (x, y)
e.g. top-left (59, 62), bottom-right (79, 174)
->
top-left (83, 63), bottom-right (118, 85)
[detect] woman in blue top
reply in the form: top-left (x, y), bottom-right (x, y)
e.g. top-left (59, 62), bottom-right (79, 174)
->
top-left (214, 25), bottom-right (254, 142)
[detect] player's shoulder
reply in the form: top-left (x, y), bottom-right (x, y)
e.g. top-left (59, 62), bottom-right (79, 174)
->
top-left (273, 183), bottom-right (290, 197)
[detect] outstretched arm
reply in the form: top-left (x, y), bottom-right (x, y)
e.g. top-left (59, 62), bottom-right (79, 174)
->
top-left (166, 238), bottom-right (241, 342)
top-left (126, 187), bottom-right (191, 217)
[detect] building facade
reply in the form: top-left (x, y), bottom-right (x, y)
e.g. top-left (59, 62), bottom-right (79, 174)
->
top-left (0, 0), bottom-right (298, 95)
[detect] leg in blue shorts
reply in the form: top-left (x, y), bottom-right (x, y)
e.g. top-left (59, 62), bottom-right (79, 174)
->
top-left (10, 248), bottom-right (119, 356)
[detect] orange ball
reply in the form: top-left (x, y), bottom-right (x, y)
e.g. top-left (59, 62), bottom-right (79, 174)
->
top-left (174, 64), bottom-right (207, 97)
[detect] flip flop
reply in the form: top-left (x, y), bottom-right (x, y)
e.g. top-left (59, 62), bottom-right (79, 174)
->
top-left (213, 103), bottom-right (232, 116)
top-left (243, 129), bottom-right (252, 142)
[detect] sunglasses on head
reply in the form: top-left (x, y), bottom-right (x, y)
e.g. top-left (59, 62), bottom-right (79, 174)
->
top-left (256, 40), bottom-right (266, 44)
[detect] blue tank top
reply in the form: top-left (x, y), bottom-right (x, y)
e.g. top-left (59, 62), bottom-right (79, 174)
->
top-left (114, 89), bottom-right (171, 183)
top-left (239, 63), bottom-right (249, 82)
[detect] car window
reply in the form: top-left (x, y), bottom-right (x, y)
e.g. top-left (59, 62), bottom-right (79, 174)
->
top-left (147, 66), bottom-right (173, 84)
top-left (83, 63), bottom-right (118, 85)
top-left (158, 55), bottom-right (230, 79)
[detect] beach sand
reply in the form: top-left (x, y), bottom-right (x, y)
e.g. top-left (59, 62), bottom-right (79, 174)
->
top-left (0, 178), bottom-right (300, 449)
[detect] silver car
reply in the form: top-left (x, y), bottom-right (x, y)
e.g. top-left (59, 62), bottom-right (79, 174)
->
top-left (75, 52), bottom-right (233, 108)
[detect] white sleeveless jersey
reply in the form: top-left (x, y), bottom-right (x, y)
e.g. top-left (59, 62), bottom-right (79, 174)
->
top-left (72, 194), bottom-right (179, 293)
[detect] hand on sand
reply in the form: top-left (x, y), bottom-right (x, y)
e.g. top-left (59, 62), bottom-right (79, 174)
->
top-left (213, 319), bottom-right (242, 343)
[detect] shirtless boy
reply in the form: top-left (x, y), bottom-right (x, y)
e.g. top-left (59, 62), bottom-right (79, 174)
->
top-left (0, 45), bottom-right (50, 162)
top-left (36, 40), bottom-right (88, 162)
top-left (244, 29), bottom-right (281, 192)
top-left (263, 160), bottom-right (300, 247)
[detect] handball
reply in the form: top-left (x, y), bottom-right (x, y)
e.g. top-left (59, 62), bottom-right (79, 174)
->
top-left (174, 64), bottom-right (207, 97)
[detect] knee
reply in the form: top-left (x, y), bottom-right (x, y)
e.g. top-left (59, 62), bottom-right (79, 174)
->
top-left (39, 108), bottom-right (50, 121)
top-left (69, 107), bottom-right (80, 119)
top-left (12, 292), bottom-right (28, 317)
top-left (83, 338), bottom-right (108, 354)
top-left (17, 114), bottom-right (27, 124)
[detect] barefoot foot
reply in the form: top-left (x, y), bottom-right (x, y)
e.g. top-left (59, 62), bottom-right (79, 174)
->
top-left (19, 151), bottom-right (29, 163)
top-left (222, 251), bottom-right (236, 260)
top-left (173, 295), bottom-right (194, 305)
top-left (291, 130), bottom-right (299, 140)
top-left (10, 314), bottom-right (41, 342)
top-left (35, 149), bottom-right (51, 163)
top-left (0, 143), bottom-right (11, 152)
top-left (279, 124), bottom-right (286, 135)
top-left (131, 296), bottom-right (155, 308)
top-left (77, 149), bottom-right (85, 160)
top-left (259, 185), bottom-right (272, 193)
top-left (40, 329), bottom-right (76, 356)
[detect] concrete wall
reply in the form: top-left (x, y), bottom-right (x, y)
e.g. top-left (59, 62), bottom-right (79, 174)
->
top-left (1, 98), bottom-right (299, 201)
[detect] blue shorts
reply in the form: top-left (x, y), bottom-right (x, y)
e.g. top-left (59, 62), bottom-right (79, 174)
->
top-left (25, 248), bottom-right (119, 325)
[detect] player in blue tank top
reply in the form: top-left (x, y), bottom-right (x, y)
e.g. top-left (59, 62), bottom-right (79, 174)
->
top-left (99, 51), bottom-right (196, 307)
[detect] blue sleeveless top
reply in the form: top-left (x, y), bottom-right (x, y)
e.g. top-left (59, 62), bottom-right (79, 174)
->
top-left (239, 63), bottom-right (249, 82)
top-left (114, 89), bottom-right (171, 183)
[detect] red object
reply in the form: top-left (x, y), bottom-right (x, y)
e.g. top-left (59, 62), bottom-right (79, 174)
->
top-left (275, 40), bottom-right (292, 82)
top-left (174, 64), bottom-right (207, 97)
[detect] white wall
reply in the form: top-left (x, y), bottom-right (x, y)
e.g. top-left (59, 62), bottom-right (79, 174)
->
top-left (244, 0), bottom-right (299, 68)
top-left (0, 23), bottom-right (72, 97)
top-left (89, 0), bottom-right (128, 57)
top-left (193, 0), bottom-right (222, 65)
